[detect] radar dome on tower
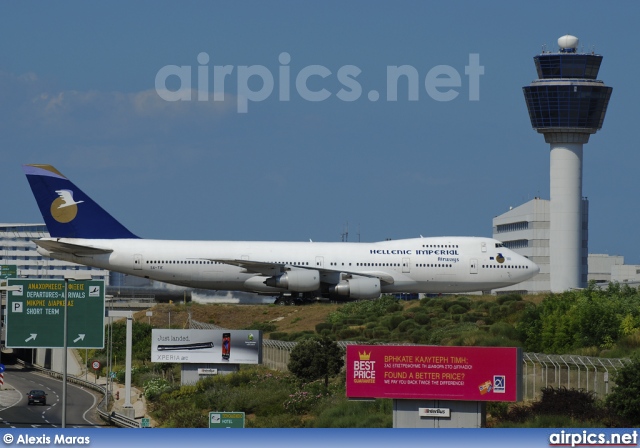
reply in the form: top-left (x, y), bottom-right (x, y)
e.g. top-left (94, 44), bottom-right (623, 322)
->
top-left (558, 34), bottom-right (579, 52)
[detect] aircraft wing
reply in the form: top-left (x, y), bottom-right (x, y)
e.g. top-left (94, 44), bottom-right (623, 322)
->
top-left (210, 259), bottom-right (395, 285)
top-left (34, 239), bottom-right (114, 256)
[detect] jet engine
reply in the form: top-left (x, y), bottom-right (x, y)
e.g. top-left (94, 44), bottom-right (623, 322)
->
top-left (331, 277), bottom-right (381, 300)
top-left (264, 269), bottom-right (320, 292)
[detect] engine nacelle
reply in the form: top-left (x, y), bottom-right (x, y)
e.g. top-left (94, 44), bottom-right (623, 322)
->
top-left (244, 276), bottom-right (284, 293)
top-left (331, 277), bottom-right (381, 300)
top-left (264, 269), bottom-right (320, 292)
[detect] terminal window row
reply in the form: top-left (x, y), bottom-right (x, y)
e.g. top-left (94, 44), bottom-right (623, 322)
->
top-left (496, 221), bottom-right (529, 233)
top-left (0, 225), bottom-right (47, 233)
top-left (0, 237), bottom-right (36, 243)
top-left (503, 240), bottom-right (529, 249)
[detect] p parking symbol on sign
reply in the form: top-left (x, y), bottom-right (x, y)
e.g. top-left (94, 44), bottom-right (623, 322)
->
top-left (13, 302), bottom-right (23, 313)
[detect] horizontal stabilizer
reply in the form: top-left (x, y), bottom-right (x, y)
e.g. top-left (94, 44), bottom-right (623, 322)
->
top-left (34, 239), bottom-right (113, 256)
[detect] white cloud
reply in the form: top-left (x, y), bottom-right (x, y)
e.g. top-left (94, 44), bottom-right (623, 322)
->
top-left (1, 71), bottom-right (237, 141)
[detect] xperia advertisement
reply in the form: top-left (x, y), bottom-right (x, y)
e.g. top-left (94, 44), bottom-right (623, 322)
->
top-left (152, 329), bottom-right (262, 364)
top-left (346, 345), bottom-right (522, 402)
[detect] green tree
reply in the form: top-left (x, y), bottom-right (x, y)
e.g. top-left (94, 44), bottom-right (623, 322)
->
top-left (606, 354), bottom-right (640, 425)
top-left (288, 336), bottom-right (344, 389)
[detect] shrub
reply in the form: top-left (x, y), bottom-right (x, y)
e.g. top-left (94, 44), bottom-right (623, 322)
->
top-left (414, 313), bottom-right (431, 325)
top-left (489, 322), bottom-right (519, 340)
top-left (371, 327), bottom-right (390, 339)
top-left (408, 328), bottom-right (430, 344)
top-left (288, 336), bottom-right (344, 388)
top-left (315, 322), bottom-right (333, 333)
top-left (283, 389), bottom-right (325, 415)
top-left (506, 403), bottom-right (532, 423)
top-left (387, 314), bottom-right (405, 330)
top-left (312, 398), bottom-right (392, 428)
top-left (337, 328), bottom-right (362, 339)
top-left (144, 377), bottom-right (172, 400)
top-left (606, 354), bottom-right (640, 425)
top-left (244, 321), bottom-right (277, 332)
top-left (531, 387), bottom-right (599, 420)
top-left (343, 318), bottom-right (364, 325)
top-left (269, 331), bottom-right (288, 340)
top-left (496, 293), bottom-right (522, 305)
top-left (448, 304), bottom-right (468, 315)
top-left (397, 319), bottom-right (418, 333)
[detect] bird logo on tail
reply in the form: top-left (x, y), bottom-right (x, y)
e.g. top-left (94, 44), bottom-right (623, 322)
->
top-left (50, 189), bottom-right (84, 223)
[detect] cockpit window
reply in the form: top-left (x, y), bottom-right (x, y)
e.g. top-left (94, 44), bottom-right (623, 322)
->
top-left (495, 243), bottom-right (504, 248)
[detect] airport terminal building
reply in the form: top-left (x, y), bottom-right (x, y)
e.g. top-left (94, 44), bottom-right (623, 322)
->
top-left (0, 223), bottom-right (194, 302)
top-left (492, 200), bottom-right (640, 293)
top-left (0, 223), bottom-right (109, 282)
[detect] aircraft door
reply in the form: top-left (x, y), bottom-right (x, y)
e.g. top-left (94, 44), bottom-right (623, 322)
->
top-left (470, 258), bottom-right (478, 274)
top-left (402, 258), bottom-right (410, 273)
top-left (315, 256), bottom-right (324, 268)
top-left (134, 254), bottom-right (143, 270)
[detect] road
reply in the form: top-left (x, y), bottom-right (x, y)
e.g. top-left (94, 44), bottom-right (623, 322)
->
top-left (0, 361), bottom-right (106, 428)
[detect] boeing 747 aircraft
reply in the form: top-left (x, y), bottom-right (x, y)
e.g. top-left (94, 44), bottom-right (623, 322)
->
top-left (23, 164), bottom-right (539, 303)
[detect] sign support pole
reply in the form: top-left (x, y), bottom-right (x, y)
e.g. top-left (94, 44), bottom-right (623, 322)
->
top-left (62, 277), bottom-right (68, 428)
top-left (124, 315), bottom-right (133, 410)
top-left (61, 272), bottom-right (92, 429)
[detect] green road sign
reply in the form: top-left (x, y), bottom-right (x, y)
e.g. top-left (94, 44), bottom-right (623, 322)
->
top-left (209, 412), bottom-right (245, 428)
top-left (5, 279), bottom-right (105, 349)
top-left (1, 265), bottom-right (17, 279)
top-left (141, 418), bottom-right (151, 428)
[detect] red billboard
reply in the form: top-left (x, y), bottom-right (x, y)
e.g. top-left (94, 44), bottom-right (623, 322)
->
top-left (346, 345), bottom-right (522, 402)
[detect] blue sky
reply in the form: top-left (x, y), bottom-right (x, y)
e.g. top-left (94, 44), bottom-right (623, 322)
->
top-left (2, 1), bottom-right (639, 263)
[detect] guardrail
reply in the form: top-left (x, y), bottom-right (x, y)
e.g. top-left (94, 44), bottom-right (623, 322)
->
top-left (16, 359), bottom-right (139, 428)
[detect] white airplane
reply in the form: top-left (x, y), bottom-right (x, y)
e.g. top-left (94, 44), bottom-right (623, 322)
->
top-left (23, 164), bottom-right (539, 303)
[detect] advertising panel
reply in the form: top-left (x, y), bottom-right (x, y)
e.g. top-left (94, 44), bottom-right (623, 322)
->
top-left (151, 329), bottom-right (262, 364)
top-left (346, 345), bottom-right (522, 402)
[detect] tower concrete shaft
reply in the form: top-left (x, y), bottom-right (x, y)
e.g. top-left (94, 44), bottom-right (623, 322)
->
top-left (523, 35), bottom-right (612, 292)
top-left (550, 141), bottom-right (583, 291)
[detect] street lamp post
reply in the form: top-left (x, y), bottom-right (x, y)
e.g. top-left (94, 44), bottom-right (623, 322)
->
top-left (62, 271), bottom-right (92, 429)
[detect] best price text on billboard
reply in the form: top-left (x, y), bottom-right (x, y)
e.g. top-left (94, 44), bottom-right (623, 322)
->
top-left (346, 345), bottom-right (522, 402)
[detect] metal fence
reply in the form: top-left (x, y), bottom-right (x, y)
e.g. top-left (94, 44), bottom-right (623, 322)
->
top-left (522, 353), bottom-right (631, 401)
top-left (190, 318), bottom-right (632, 401)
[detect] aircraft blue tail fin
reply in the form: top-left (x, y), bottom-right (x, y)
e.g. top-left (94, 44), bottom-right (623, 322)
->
top-left (23, 164), bottom-right (139, 239)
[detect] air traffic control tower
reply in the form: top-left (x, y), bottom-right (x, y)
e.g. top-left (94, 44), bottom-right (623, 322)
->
top-left (523, 35), bottom-right (612, 292)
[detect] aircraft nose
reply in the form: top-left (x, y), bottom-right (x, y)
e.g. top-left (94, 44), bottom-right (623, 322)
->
top-left (525, 258), bottom-right (540, 278)
top-left (532, 261), bottom-right (540, 275)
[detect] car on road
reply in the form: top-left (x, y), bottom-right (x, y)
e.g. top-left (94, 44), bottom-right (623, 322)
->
top-left (27, 389), bottom-right (47, 406)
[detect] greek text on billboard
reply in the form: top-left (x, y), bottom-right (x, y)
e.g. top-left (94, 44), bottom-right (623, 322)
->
top-left (346, 345), bottom-right (522, 402)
